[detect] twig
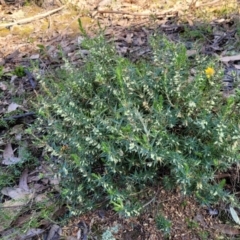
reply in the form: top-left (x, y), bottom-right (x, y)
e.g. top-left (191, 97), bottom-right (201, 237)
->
top-left (141, 187), bottom-right (161, 209)
top-left (3, 112), bottom-right (36, 121)
top-left (142, 195), bottom-right (156, 209)
top-left (0, 204), bottom-right (28, 208)
top-left (97, 10), bottom-right (177, 17)
top-left (97, 0), bottom-right (222, 17)
top-left (0, 6), bottom-right (65, 28)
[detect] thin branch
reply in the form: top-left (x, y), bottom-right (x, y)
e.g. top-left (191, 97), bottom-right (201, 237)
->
top-left (0, 6), bottom-right (65, 28)
top-left (3, 112), bottom-right (36, 121)
top-left (142, 196), bottom-right (156, 209)
top-left (97, 10), bottom-right (177, 17)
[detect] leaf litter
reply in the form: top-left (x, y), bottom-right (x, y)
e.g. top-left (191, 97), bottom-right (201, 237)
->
top-left (0, 0), bottom-right (240, 239)
top-left (2, 143), bottom-right (21, 165)
top-left (7, 102), bottom-right (21, 113)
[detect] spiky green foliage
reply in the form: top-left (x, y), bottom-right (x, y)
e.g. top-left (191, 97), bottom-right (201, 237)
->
top-left (155, 213), bottom-right (171, 235)
top-left (36, 34), bottom-right (240, 215)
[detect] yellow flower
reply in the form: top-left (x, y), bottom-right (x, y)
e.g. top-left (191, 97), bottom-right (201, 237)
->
top-left (205, 67), bottom-right (215, 78)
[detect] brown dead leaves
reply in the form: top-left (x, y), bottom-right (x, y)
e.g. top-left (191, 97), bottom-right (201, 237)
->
top-left (0, 163), bottom-right (62, 237)
top-left (2, 143), bottom-right (21, 165)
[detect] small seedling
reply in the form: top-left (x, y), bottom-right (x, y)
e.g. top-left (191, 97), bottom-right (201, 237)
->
top-left (13, 66), bottom-right (25, 78)
top-left (155, 214), bottom-right (171, 236)
top-left (0, 66), bottom-right (4, 78)
top-left (186, 218), bottom-right (199, 229)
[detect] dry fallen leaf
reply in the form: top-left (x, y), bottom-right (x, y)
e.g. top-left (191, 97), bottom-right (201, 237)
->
top-left (15, 133), bottom-right (22, 141)
top-left (1, 187), bottom-right (30, 200)
top-left (0, 82), bottom-right (7, 91)
top-left (213, 224), bottom-right (240, 235)
top-left (194, 213), bottom-right (207, 227)
top-left (17, 228), bottom-right (44, 240)
top-left (2, 143), bottom-right (21, 165)
top-left (30, 54), bottom-right (40, 59)
top-left (50, 176), bottom-right (60, 191)
top-left (220, 54), bottom-right (240, 63)
top-left (46, 224), bottom-right (62, 240)
top-left (19, 168), bottom-right (29, 192)
top-left (35, 193), bottom-right (50, 203)
top-left (7, 102), bottom-right (21, 113)
top-left (186, 49), bottom-right (197, 57)
top-left (0, 187), bottom-right (34, 232)
top-left (230, 207), bottom-right (240, 225)
top-left (10, 10), bottom-right (25, 19)
top-left (125, 33), bottom-right (133, 44)
top-left (234, 64), bottom-right (240, 69)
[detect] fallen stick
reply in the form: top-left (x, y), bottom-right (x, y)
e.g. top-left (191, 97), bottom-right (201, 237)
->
top-left (97, 10), bottom-right (178, 17)
top-left (0, 6), bottom-right (65, 28)
top-left (3, 112), bottom-right (36, 121)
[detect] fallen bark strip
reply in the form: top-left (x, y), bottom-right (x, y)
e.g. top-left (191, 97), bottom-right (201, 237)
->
top-left (3, 112), bottom-right (36, 121)
top-left (0, 6), bottom-right (65, 28)
top-left (97, 10), bottom-right (178, 17)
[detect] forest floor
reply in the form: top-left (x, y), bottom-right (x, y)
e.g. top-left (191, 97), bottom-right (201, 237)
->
top-left (0, 0), bottom-right (240, 239)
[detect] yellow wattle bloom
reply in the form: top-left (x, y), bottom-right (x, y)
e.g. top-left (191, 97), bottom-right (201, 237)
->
top-left (205, 67), bottom-right (215, 78)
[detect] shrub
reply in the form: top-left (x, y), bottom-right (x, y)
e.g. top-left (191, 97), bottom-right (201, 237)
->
top-left (155, 213), bottom-right (171, 236)
top-left (36, 33), bottom-right (240, 215)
